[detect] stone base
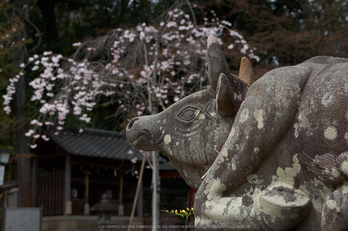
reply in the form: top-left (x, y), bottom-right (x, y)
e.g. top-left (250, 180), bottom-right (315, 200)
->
top-left (42, 215), bottom-right (144, 231)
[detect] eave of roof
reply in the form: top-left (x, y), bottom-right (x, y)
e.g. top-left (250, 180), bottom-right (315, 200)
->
top-left (47, 127), bottom-right (144, 161)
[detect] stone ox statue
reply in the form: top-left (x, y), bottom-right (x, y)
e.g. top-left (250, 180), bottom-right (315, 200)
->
top-left (126, 35), bottom-right (348, 230)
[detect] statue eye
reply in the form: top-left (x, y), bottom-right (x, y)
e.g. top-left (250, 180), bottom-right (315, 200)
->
top-left (178, 107), bottom-right (199, 122)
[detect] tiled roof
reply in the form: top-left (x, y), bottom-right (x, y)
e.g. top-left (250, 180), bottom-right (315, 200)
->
top-left (47, 127), bottom-right (144, 161)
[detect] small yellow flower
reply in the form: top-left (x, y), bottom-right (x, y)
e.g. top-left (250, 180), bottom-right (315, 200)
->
top-left (162, 207), bottom-right (194, 219)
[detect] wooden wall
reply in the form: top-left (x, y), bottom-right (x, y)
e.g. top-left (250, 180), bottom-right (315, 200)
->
top-left (37, 170), bottom-right (65, 216)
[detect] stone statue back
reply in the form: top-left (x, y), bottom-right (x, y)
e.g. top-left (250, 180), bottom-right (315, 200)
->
top-left (126, 35), bottom-right (348, 230)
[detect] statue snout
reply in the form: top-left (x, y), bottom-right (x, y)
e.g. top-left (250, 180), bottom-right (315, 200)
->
top-left (126, 116), bottom-right (158, 151)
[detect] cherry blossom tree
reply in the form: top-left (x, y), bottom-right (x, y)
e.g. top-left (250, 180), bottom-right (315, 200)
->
top-left (4, 1), bottom-right (258, 144)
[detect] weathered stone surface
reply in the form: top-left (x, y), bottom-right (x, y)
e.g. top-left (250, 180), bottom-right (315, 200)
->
top-left (126, 35), bottom-right (348, 230)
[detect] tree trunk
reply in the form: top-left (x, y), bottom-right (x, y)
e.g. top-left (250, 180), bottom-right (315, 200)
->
top-left (151, 33), bottom-right (161, 231)
top-left (37, 0), bottom-right (59, 50)
top-left (12, 0), bottom-right (31, 207)
top-left (151, 151), bottom-right (160, 230)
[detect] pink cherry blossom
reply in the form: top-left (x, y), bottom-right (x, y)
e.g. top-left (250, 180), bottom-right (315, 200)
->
top-left (2, 1), bottom-right (259, 149)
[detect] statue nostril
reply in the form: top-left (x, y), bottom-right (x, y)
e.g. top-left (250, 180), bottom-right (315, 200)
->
top-left (127, 118), bottom-right (139, 130)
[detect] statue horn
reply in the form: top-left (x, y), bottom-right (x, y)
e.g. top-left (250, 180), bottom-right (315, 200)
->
top-left (207, 35), bottom-right (231, 93)
top-left (239, 57), bottom-right (255, 86)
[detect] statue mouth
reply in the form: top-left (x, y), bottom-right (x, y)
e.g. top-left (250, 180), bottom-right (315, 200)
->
top-left (127, 129), bottom-right (157, 151)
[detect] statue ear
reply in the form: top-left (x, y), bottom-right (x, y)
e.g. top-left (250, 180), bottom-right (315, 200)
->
top-left (207, 35), bottom-right (249, 111)
top-left (216, 73), bottom-right (236, 117)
